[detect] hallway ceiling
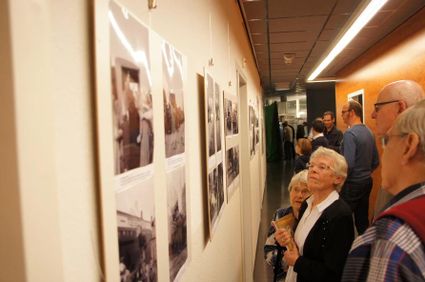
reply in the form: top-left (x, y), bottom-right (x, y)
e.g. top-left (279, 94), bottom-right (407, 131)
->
top-left (237, 0), bottom-right (425, 94)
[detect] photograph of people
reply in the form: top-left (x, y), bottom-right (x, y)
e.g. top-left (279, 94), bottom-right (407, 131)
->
top-left (109, 2), bottom-right (153, 174)
top-left (264, 170), bottom-right (310, 281)
top-left (215, 83), bottom-right (222, 152)
top-left (225, 98), bottom-right (233, 136)
top-left (275, 147), bottom-right (354, 282)
top-left (162, 41), bottom-right (185, 158)
top-left (226, 146), bottom-right (240, 187)
top-left (206, 74), bottom-right (215, 156)
top-left (208, 164), bottom-right (225, 229)
top-left (232, 101), bottom-right (239, 134)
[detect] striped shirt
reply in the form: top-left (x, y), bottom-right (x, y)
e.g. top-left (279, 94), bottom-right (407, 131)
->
top-left (342, 183), bottom-right (425, 281)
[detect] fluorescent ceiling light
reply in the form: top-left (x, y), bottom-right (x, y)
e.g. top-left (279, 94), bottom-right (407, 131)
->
top-left (306, 78), bottom-right (337, 83)
top-left (307, 0), bottom-right (388, 81)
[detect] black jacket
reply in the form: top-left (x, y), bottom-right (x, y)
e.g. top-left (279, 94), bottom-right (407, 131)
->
top-left (311, 136), bottom-right (329, 152)
top-left (293, 198), bottom-right (354, 282)
top-left (324, 126), bottom-right (343, 152)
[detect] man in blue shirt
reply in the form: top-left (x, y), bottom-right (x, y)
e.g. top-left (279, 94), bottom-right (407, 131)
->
top-left (340, 100), bottom-right (379, 235)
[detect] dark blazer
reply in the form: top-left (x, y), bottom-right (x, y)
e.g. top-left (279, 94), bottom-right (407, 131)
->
top-left (293, 197), bottom-right (354, 282)
top-left (294, 154), bottom-right (310, 174)
top-left (311, 136), bottom-right (329, 152)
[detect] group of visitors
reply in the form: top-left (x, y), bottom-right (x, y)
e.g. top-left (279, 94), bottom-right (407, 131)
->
top-left (265, 80), bottom-right (425, 281)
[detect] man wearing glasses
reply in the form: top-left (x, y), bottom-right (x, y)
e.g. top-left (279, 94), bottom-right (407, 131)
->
top-left (343, 99), bottom-right (425, 281)
top-left (340, 100), bottom-right (379, 235)
top-left (371, 80), bottom-right (425, 215)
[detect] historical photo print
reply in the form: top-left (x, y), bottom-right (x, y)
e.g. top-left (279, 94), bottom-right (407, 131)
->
top-left (214, 83), bottom-right (222, 153)
top-left (110, 1), bottom-right (154, 175)
top-left (206, 74), bottom-right (215, 157)
top-left (116, 180), bottom-right (157, 282)
top-left (249, 105), bottom-right (256, 156)
top-left (163, 41), bottom-right (185, 158)
top-left (167, 165), bottom-right (188, 281)
top-left (224, 94), bottom-right (239, 137)
top-left (226, 146), bottom-right (240, 188)
top-left (208, 163), bottom-right (224, 231)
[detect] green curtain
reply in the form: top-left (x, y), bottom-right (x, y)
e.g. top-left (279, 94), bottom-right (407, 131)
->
top-left (264, 102), bottom-right (282, 162)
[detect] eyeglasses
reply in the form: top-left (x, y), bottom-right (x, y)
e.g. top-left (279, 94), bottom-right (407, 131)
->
top-left (373, 100), bottom-right (399, 113)
top-left (341, 110), bottom-right (351, 115)
top-left (382, 133), bottom-right (407, 147)
top-left (306, 162), bottom-right (333, 172)
top-left (291, 187), bottom-right (310, 196)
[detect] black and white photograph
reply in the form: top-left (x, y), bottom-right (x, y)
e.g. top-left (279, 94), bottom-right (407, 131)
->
top-left (214, 82), bottom-right (222, 153)
top-left (208, 163), bottom-right (225, 231)
top-left (232, 100), bottom-right (239, 135)
top-left (206, 74), bottom-right (215, 157)
top-left (110, 1), bottom-right (154, 175)
top-left (162, 41), bottom-right (185, 159)
top-left (226, 146), bottom-right (240, 188)
top-left (224, 94), bottom-right (239, 137)
top-left (116, 180), bottom-right (157, 282)
top-left (224, 98), bottom-right (233, 136)
top-left (167, 165), bottom-right (188, 281)
top-left (249, 105), bottom-right (256, 156)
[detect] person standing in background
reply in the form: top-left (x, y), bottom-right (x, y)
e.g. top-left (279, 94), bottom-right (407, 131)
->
top-left (323, 111), bottom-right (343, 152)
top-left (371, 80), bottom-right (425, 215)
top-left (296, 123), bottom-right (305, 141)
top-left (294, 138), bottom-right (312, 174)
top-left (340, 100), bottom-right (379, 235)
top-left (343, 99), bottom-right (425, 281)
top-left (283, 121), bottom-right (295, 160)
top-left (310, 118), bottom-right (329, 152)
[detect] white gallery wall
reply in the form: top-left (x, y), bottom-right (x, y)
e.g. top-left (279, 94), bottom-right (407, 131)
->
top-left (0, 0), bottom-right (267, 281)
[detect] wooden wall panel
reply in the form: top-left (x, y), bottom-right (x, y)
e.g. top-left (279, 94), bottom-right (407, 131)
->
top-left (335, 7), bottom-right (425, 217)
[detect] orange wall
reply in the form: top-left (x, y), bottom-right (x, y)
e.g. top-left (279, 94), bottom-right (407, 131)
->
top-left (335, 7), bottom-right (425, 217)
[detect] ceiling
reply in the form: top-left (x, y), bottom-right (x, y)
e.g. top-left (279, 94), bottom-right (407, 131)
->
top-left (237, 0), bottom-right (425, 95)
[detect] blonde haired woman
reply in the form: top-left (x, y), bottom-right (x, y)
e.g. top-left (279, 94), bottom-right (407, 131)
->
top-left (276, 147), bottom-right (354, 282)
top-left (264, 170), bottom-right (311, 281)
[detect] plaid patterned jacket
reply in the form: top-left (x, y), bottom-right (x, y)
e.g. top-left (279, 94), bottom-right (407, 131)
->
top-left (342, 182), bottom-right (425, 282)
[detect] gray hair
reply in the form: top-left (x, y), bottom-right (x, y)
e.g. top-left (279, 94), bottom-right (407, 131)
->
top-left (393, 99), bottom-right (425, 155)
top-left (288, 169), bottom-right (308, 192)
top-left (383, 80), bottom-right (425, 107)
top-left (310, 147), bottom-right (348, 191)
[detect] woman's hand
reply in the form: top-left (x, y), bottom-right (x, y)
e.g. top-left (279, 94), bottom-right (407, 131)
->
top-left (283, 245), bottom-right (300, 266)
top-left (273, 222), bottom-right (293, 247)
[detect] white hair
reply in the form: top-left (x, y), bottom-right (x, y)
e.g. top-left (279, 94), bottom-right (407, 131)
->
top-left (310, 147), bottom-right (348, 191)
top-left (288, 169), bottom-right (308, 192)
top-left (393, 98), bottom-right (425, 155)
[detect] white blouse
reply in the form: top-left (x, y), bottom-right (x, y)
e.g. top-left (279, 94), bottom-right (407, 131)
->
top-left (285, 191), bottom-right (339, 282)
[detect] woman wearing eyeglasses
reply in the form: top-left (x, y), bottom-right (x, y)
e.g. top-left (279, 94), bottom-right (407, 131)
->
top-left (264, 170), bottom-right (311, 282)
top-left (275, 147), bottom-right (354, 282)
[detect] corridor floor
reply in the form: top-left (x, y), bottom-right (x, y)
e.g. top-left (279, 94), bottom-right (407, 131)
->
top-left (253, 159), bottom-right (294, 282)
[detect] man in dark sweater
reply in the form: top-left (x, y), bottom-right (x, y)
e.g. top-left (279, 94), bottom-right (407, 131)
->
top-left (310, 118), bottom-right (329, 152)
top-left (323, 111), bottom-right (343, 152)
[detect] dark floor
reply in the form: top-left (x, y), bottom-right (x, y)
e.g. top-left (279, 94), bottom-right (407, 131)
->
top-left (253, 159), bottom-right (294, 282)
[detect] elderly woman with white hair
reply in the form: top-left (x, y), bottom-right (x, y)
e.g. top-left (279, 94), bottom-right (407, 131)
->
top-left (264, 170), bottom-right (311, 282)
top-left (275, 147), bottom-right (354, 282)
